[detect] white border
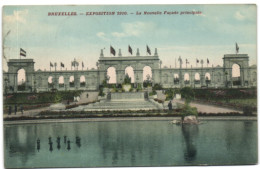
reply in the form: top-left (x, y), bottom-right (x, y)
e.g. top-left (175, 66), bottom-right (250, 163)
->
top-left (0, 1), bottom-right (259, 169)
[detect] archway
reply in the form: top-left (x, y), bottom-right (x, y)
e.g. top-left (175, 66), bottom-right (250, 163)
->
top-left (232, 64), bottom-right (241, 86)
top-left (194, 73), bottom-right (200, 84)
top-left (17, 69), bottom-right (26, 91)
top-left (205, 73), bottom-right (211, 86)
top-left (125, 66), bottom-right (135, 83)
top-left (184, 73), bottom-right (190, 85)
top-left (107, 67), bottom-right (116, 84)
top-left (59, 76), bottom-right (64, 88)
top-left (48, 76), bottom-right (53, 88)
top-left (80, 75), bottom-right (86, 87)
top-left (69, 76), bottom-right (74, 87)
top-left (174, 74), bottom-right (179, 84)
top-left (143, 66), bottom-right (152, 87)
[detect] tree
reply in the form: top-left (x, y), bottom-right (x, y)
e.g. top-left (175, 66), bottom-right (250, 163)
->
top-left (123, 73), bottom-right (131, 84)
top-left (180, 87), bottom-right (195, 104)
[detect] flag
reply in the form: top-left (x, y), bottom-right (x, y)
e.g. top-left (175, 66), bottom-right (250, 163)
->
top-left (128, 45), bottom-right (132, 55)
top-left (186, 59), bottom-right (189, 64)
top-left (236, 43), bottom-right (239, 53)
top-left (50, 62), bottom-right (53, 67)
top-left (110, 46), bottom-right (116, 56)
top-left (207, 58), bottom-right (209, 64)
top-left (82, 62), bottom-right (84, 67)
top-left (196, 59), bottom-right (199, 63)
top-left (61, 62), bottom-right (64, 67)
top-left (20, 48), bottom-right (26, 57)
top-left (146, 45), bottom-right (151, 55)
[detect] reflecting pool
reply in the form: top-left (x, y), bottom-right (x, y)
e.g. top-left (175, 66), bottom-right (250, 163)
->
top-left (4, 120), bottom-right (258, 168)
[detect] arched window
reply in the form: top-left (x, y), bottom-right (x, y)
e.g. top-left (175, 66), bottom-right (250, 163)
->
top-left (143, 66), bottom-right (152, 81)
top-left (17, 69), bottom-right (26, 91)
top-left (184, 73), bottom-right (190, 81)
top-left (69, 76), bottom-right (74, 87)
top-left (205, 73), bottom-right (211, 80)
top-left (232, 64), bottom-right (240, 77)
top-left (48, 76), bottom-right (53, 88)
top-left (80, 75), bottom-right (86, 87)
top-left (17, 69), bottom-right (26, 85)
top-left (125, 66), bottom-right (135, 83)
top-left (195, 73), bottom-right (200, 81)
top-left (59, 76), bottom-right (64, 87)
top-left (232, 64), bottom-right (241, 86)
top-left (174, 74), bottom-right (179, 84)
top-left (107, 67), bottom-right (116, 84)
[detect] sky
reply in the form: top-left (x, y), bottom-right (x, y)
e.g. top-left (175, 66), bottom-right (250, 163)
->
top-left (2, 5), bottom-right (257, 74)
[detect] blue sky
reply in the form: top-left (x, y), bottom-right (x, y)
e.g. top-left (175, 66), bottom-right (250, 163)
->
top-left (2, 5), bottom-right (257, 71)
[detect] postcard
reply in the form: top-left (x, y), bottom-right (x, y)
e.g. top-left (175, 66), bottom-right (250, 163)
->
top-left (2, 4), bottom-right (257, 168)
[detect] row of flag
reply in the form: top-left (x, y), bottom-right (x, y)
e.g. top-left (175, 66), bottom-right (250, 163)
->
top-left (183, 58), bottom-right (210, 64)
top-left (19, 43), bottom-right (240, 59)
top-left (110, 45), bottom-right (152, 56)
top-left (50, 60), bottom-right (84, 69)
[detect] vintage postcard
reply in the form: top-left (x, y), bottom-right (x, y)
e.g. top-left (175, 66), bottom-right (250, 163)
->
top-left (2, 4), bottom-right (257, 168)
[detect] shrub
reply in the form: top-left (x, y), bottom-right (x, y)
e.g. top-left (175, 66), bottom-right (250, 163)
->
top-left (181, 103), bottom-right (198, 120)
top-left (180, 87), bottom-right (195, 104)
top-left (243, 106), bottom-right (253, 116)
top-left (153, 83), bottom-right (163, 91)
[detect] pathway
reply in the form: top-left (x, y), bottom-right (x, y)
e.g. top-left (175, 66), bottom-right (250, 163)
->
top-left (173, 99), bottom-right (243, 114)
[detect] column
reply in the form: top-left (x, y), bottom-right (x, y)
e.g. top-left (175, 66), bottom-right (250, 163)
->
top-left (64, 76), bottom-right (69, 91)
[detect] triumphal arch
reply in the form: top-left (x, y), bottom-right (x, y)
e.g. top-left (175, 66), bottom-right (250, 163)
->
top-left (3, 47), bottom-right (257, 93)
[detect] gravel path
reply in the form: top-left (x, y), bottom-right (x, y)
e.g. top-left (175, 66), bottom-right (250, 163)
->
top-left (173, 99), bottom-right (243, 114)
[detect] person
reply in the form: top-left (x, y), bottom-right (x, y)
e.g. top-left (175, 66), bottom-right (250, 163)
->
top-left (168, 100), bottom-right (172, 111)
top-left (67, 100), bottom-right (70, 105)
top-left (20, 105), bottom-right (24, 115)
top-left (14, 105), bottom-right (17, 115)
top-left (8, 106), bottom-right (12, 115)
top-left (86, 93), bottom-right (89, 98)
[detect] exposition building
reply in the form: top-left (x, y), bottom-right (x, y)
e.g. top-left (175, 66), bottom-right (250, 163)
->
top-left (3, 48), bottom-right (257, 93)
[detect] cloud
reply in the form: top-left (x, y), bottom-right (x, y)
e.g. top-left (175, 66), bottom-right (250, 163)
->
top-left (3, 9), bottom-right (28, 24)
top-left (96, 32), bottom-right (110, 41)
top-left (112, 21), bottom-right (156, 38)
top-left (234, 11), bottom-right (245, 20)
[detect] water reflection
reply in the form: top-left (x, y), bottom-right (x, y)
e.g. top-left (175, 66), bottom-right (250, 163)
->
top-left (36, 138), bottom-right (40, 152)
top-left (182, 124), bottom-right (198, 162)
top-left (57, 137), bottom-right (61, 150)
top-left (4, 121), bottom-right (258, 168)
top-left (64, 136), bottom-right (67, 144)
top-left (67, 140), bottom-right (71, 151)
top-left (76, 136), bottom-right (81, 148)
